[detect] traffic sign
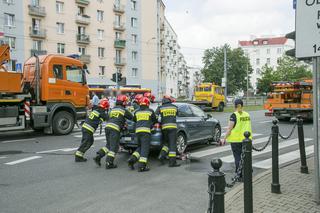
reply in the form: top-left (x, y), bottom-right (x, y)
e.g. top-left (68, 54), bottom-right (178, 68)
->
top-left (296, 0), bottom-right (320, 58)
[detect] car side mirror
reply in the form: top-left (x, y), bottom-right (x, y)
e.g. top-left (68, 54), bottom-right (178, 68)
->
top-left (204, 114), bottom-right (212, 120)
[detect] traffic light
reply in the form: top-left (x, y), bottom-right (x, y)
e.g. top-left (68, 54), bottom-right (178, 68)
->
top-left (111, 72), bottom-right (123, 82)
top-left (285, 31), bottom-right (296, 57)
top-left (118, 73), bottom-right (122, 82)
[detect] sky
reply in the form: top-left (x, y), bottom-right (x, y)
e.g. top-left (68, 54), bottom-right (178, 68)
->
top-left (162, 0), bottom-right (296, 67)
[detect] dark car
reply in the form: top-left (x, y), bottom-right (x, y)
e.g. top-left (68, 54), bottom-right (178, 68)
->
top-left (120, 103), bottom-right (221, 155)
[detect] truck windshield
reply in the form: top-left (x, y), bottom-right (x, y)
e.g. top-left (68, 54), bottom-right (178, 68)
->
top-left (66, 66), bottom-right (83, 83)
top-left (203, 87), bottom-right (211, 92)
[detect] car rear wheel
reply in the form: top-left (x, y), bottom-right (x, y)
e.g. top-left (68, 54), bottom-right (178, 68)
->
top-left (176, 132), bottom-right (187, 155)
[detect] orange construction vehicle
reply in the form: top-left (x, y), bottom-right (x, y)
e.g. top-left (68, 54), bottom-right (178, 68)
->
top-left (0, 44), bottom-right (89, 135)
top-left (264, 79), bottom-right (313, 120)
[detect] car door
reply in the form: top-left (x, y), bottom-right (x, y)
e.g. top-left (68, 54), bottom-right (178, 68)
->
top-left (177, 104), bottom-right (198, 142)
top-left (189, 105), bottom-right (212, 140)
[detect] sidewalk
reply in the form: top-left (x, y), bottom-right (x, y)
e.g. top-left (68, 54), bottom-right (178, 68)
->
top-left (225, 157), bottom-right (320, 213)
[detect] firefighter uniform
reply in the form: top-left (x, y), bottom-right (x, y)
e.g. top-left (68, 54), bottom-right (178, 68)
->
top-left (128, 103), bottom-right (157, 172)
top-left (95, 104), bottom-right (133, 168)
top-left (156, 97), bottom-right (180, 167)
top-left (75, 108), bottom-right (107, 162)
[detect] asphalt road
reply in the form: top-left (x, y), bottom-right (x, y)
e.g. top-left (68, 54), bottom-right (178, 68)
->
top-left (0, 110), bottom-right (314, 213)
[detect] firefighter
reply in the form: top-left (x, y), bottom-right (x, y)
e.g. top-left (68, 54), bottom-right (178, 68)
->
top-left (127, 97), bottom-right (157, 172)
top-left (220, 99), bottom-right (252, 178)
top-left (132, 94), bottom-right (143, 110)
top-left (156, 95), bottom-right (180, 167)
top-left (144, 92), bottom-right (156, 103)
top-left (94, 95), bottom-right (133, 169)
top-left (75, 99), bottom-right (109, 162)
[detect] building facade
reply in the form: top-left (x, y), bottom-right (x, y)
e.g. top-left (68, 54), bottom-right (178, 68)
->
top-left (239, 36), bottom-right (294, 91)
top-left (0, 0), bottom-right (187, 99)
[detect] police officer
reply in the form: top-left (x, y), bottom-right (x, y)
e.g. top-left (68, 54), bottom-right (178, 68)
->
top-left (75, 99), bottom-right (109, 162)
top-left (155, 95), bottom-right (180, 167)
top-left (128, 97), bottom-right (157, 172)
top-left (94, 95), bottom-right (133, 169)
top-left (220, 99), bottom-right (252, 178)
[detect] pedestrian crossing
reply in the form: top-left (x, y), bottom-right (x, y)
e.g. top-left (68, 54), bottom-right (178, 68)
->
top-left (190, 134), bottom-right (314, 170)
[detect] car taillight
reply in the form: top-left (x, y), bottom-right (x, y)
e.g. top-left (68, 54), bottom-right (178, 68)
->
top-left (154, 123), bottom-right (161, 129)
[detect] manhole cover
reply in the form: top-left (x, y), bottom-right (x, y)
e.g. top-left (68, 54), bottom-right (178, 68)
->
top-left (0, 151), bottom-right (23, 155)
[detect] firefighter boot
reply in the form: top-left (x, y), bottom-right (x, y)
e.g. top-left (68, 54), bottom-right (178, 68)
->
top-left (75, 155), bottom-right (87, 162)
top-left (138, 162), bottom-right (150, 172)
top-left (93, 154), bottom-right (102, 167)
top-left (105, 156), bottom-right (117, 169)
top-left (94, 148), bottom-right (108, 167)
top-left (127, 155), bottom-right (138, 170)
top-left (169, 157), bottom-right (180, 167)
top-left (158, 150), bottom-right (167, 165)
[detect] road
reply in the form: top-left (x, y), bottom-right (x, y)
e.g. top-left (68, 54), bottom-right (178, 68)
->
top-left (0, 110), bottom-right (314, 213)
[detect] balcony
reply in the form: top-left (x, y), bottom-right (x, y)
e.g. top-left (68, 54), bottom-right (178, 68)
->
top-left (30, 49), bottom-right (47, 56)
top-left (79, 54), bottom-right (91, 64)
top-left (75, 14), bottom-right (91, 25)
top-left (75, 0), bottom-right (90, 5)
top-left (113, 22), bottom-right (125, 31)
top-left (114, 58), bottom-right (126, 66)
top-left (28, 5), bottom-right (46, 17)
top-left (113, 4), bottom-right (125, 13)
top-left (29, 27), bottom-right (46, 39)
top-left (114, 40), bottom-right (126, 49)
top-left (76, 34), bottom-right (90, 44)
top-left (160, 23), bottom-right (165, 31)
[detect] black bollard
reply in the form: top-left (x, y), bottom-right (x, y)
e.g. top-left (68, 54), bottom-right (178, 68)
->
top-left (243, 131), bottom-right (253, 213)
top-left (271, 120), bottom-right (281, 194)
top-left (207, 159), bottom-right (225, 213)
top-left (297, 116), bottom-right (309, 174)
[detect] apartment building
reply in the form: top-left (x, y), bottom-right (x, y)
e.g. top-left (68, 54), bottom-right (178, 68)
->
top-left (239, 36), bottom-right (294, 91)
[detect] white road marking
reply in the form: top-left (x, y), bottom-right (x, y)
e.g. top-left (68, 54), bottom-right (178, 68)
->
top-left (5, 156), bottom-right (42, 165)
top-left (222, 126), bottom-right (229, 129)
top-left (0, 156), bottom-right (8, 159)
top-left (2, 138), bottom-right (36, 144)
top-left (221, 138), bottom-right (312, 163)
top-left (259, 120), bottom-right (273, 124)
top-left (36, 148), bottom-right (78, 154)
top-left (73, 133), bottom-right (104, 138)
top-left (253, 145), bottom-right (314, 169)
top-left (191, 136), bottom-right (269, 158)
top-left (221, 133), bottom-right (262, 137)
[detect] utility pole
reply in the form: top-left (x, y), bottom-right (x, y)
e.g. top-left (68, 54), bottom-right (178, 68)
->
top-left (247, 63), bottom-right (249, 105)
top-left (116, 69), bottom-right (119, 90)
top-left (224, 45), bottom-right (227, 98)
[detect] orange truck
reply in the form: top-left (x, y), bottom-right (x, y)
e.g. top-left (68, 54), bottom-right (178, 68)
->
top-left (0, 44), bottom-right (89, 135)
top-left (264, 79), bottom-right (313, 121)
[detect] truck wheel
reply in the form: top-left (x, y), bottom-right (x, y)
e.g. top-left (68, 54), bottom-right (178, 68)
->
top-left (52, 111), bottom-right (74, 135)
top-left (218, 103), bottom-right (224, 112)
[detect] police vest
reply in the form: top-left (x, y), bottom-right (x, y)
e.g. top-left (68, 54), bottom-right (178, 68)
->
top-left (227, 111), bottom-right (252, 143)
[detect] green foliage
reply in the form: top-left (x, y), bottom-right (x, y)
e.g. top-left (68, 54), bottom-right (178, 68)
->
top-left (257, 56), bottom-right (312, 94)
top-left (201, 44), bottom-right (252, 95)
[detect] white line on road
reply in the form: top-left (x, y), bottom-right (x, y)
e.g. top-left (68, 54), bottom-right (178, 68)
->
top-left (221, 133), bottom-right (262, 137)
top-left (259, 120), bottom-right (273, 124)
top-left (0, 156), bottom-right (7, 159)
top-left (221, 138), bottom-right (312, 163)
top-left (222, 126), bottom-right (229, 129)
top-left (36, 148), bottom-right (78, 154)
top-left (191, 136), bottom-right (269, 158)
top-left (2, 138), bottom-right (36, 144)
top-left (253, 145), bottom-right (314, 169)
top-left (5, 156), bottom-right (42, 165)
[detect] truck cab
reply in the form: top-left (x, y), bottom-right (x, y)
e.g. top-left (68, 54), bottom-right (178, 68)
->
top-left (194, 83), bottom-right (225, 111)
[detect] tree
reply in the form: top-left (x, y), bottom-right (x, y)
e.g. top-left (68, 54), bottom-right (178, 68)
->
top-left (256, 56), bottom-right (312, 94)
top-left (201, 44), bottom-right (252, 95)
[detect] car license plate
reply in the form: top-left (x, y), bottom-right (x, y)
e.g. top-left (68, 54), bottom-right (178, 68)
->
top-left (124, 137), bottom-right (132, 141)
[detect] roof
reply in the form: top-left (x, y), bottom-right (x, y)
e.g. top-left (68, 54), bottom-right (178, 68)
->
top-left (239, 37), bottom-right (288, 47)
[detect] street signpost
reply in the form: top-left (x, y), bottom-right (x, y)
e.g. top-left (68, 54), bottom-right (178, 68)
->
top-left (296, 0), bottom-right (320, 203)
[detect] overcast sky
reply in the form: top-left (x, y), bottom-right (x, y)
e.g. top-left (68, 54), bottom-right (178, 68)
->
top-left (162, 0), bottom-right (296, 67)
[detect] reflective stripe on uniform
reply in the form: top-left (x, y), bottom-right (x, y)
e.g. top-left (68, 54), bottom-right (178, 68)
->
top-left (133, 151), bottom-right (140, 159)
top-left (106, 123), bottom-right (120, 131)
top-left (162, 123), bottom-right (177, 129)
top-left (136, 127), bottom-right (151, 133)
top-left (102, 147), bottom-right (109, 154)
top-left (107, 151), bottom-right (115, 158)
top-left (111, 110), bottom-right (125, 116)
top-left (75, 151), bottom-right (84, 157)
top-left (139, 157), bottom-right (147, 163)
top-left (168, 152), bottom-right (176, 157)
top-left (160, 107), bottom-right (177, 116)
top-left (82, 123), bottom-right (95, 133)
top-left (91, 110), bottom-right (100, 117)
top-left (161, 146), bottom-right (169, 153)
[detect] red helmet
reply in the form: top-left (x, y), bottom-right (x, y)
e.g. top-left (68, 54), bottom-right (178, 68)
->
top-left (117, 95), bottom-right (128, 106)
top-left (134, 94), bottom-right (143, 104)
top-left (162, 95), bottom-right (176, 103)
top-left (150, 94), bottom-right (156, 103)
top-left (140, 97), bottom-right (150, 106)
top-left (144, 92), bottom-right (151, 98)
top-left (99, 98), bottom-right (110, 110)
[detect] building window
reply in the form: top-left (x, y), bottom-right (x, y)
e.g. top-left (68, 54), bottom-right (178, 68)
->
top-left (56, 1), bottom-right (64, 13)
top-left (132, 51), bottom-right (138, 61)
top-left (256, 68), bottom-right (261, 75)
top-left (4, 36), bottom-right (16, 49)
top-left (98, 47), bottom-right (105, 58)
top-left (263, 40), bottom-right (268, 45)
top-left (277, 58), bottom-right (282, 64)
top-left (131, 0), bottom-right (136, 10)
top-left (57, 43), bottom-right (65, 54)
top-left (4, 13), bottom-right (15, 27)
top-left (115, 32), bottom-right (121, 40)
top-left (99, 66), bottom-right (105, 75)
top-left (79, 47), bottom-right (86, 55)
top-left (132, 68), bottom-right (138, 77)
top-left (4, 0), bottom-right (14, 5)
top-left (115, 15), bottom-right (121, 26)
top-left (267, 58), bottom-right (271, 65)
top-left (131, 17), bottom-right (137, 27)
top-left (56, 22), bottom-right (64, 34)
top-left (277, 48), bottom-right (282, 54)
top-left (31, 0), bottom-right (39, 6)
top-left (98, 29), bottom-right (104, 40)
top-left (97, 10), bottom-right (104, 22)
top-left (267, 48), bottom-right (270, 54)
top-left (256, 58), bottom-right (260, 65)
top-left (132, 34), bottom-right (137, 44)
top-left (32, 40), bottom-right (42, 50)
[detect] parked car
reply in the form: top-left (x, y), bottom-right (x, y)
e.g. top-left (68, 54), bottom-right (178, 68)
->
top-left (120, 103), bottom-right (221, 155)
